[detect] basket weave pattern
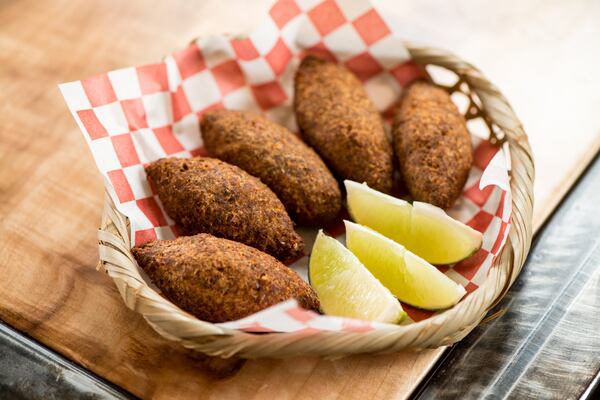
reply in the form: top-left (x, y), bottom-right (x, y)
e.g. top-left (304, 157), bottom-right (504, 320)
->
top-left (98, 45), bottom-right (534, 358)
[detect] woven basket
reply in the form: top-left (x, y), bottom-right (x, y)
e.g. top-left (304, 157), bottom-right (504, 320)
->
top-left (97, 44), bottom-right (534, 359)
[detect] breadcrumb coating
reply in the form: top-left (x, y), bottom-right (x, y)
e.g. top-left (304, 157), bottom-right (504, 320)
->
top-left (393, 81), bottom-right (472, 208)
top-left (294, 56), bottom-right (394, 193)
top-left (201, 109), bottom-right (341, 225)
top-left (146, 157), bottom-right (304, 263)
top-left (132, 234), bottom-right (319, 323)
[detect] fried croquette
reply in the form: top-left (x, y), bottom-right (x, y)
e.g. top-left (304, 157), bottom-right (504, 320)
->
top-left (201, 109), bottom-right (342, 225)
top-left (392, 81), bottom-right (473, 209)
top-left (132, 234), bottom-right (320, 323)
top-left (145, 157), bottom-right (304, 263)
top-left (294, 56), bottom-right (394, 193)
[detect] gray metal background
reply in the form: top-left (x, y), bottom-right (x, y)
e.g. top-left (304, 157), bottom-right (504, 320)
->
top-left (414, 154), bottom-right (600, 400)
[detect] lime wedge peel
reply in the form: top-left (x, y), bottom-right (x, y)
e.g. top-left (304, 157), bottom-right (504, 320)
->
top-left (345, 221), bottom-right (467, 310)
top-left (344, 180), bottom-right (483, 265)
top-left (309, 230), bottom-right (406, 323)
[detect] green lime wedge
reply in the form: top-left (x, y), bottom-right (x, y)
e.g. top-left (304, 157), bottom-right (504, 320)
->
top-left (345, 221), bottom-right (467, 310)
top-left (309, 231), bottom-right (406, 323)
top-left (345, 180), bottom-right (483, 264)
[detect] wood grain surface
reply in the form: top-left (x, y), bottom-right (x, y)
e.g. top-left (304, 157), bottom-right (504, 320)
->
top-left (0, 0), bottom-right (598, 399)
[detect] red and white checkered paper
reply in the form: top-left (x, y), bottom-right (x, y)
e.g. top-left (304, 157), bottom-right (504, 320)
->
top-left (60, 0), bottom-right (511, 332)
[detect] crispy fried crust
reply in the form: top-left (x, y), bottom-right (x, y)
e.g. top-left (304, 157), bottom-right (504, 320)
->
top-left (201, 109), bottom-right (342, 225)
top-left (392, 81), bottom-right (473, 208)
top-left (132, 234), bottom-right (320, 323)
top-left (146, 157), bottom-right (304, 263)
top-left (294, 56), bottom-right (394, 193)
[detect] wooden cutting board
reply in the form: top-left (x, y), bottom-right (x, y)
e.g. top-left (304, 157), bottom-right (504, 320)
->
top-left (0, 0), bottom-right (599, 398)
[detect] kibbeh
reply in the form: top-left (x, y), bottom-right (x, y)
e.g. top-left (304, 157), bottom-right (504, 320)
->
top-left (146, 157), bottom-right (303, 263)
top-left (132, 234), bottom-right (320, 323)
top-left (393, 82), bottom-right (472, 208)
top-left (294, 56), bottom-right (394, 193)
top-left (201, 109), bottom-right (342, 225)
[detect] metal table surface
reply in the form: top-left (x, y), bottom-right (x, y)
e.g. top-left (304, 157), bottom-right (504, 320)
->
top-left (0, 321), bottom-right (131, 400)
top-left (1, 154), bottom-right (599, 399)
top-left (414, 152), bottom-right (600, 400)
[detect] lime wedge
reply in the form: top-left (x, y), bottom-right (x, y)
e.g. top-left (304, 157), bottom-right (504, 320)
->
top-left (345, 180), bottom-right (483, 264)
top-left (345, 221), bottom-right (466, 310)
top-left (309, 231), bottom-right (406, 323)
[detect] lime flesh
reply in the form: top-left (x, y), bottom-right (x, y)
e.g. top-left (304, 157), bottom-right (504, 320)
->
top-left (345, 180), bottom-right (483, 264)
top-left (309, 231), bottom-right (406, 323)
top-left (345, 221), bottom-right (467, 310)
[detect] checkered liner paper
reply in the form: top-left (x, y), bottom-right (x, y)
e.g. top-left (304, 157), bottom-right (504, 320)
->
top-left (60, 0), bottom-right (512, 332)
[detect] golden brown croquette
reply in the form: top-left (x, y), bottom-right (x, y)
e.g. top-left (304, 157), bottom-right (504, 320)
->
top-left (145, 157), bottom-right (304, 263)
top-left (294, 56), bottom-right (394, 193)
top-left (392, 81), bottom-right (473, 208)
top-left (201, 109), bottom-right (342, 225)
top-left (132, 234), bottom-right (320, 323)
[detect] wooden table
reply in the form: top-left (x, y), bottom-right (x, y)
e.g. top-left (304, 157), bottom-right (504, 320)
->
top-left (1, 0), bottom-right (599, 398)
